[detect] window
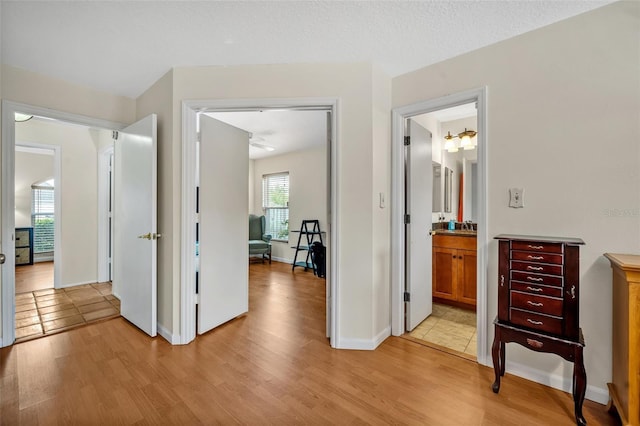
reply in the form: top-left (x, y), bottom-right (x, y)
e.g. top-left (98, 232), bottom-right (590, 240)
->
top-left (31, 179), bottom-right (55, 254)
top-left (262, 172), bottom-right (289, 241)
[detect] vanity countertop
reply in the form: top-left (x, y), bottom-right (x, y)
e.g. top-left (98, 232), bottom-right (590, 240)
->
top-left (432, 229), bottom-right (477, 237)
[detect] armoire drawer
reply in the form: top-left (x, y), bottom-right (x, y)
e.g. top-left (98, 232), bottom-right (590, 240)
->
top-left (510, 308), bottom-right (563, 335)
top-left (510, 281), bottom-right (563, 298)
top-left (511, 250), bottom-right (563, 265)
top-left (511, 261), bottom-right (563, 276)
top-left (511, 241), bottom-right (564, 254)
top-left (511, 271), bottom-right (563, 287)
top-left (510, 291), bottom-right (563, 317)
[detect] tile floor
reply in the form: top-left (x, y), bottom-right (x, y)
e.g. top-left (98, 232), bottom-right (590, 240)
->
top-left (409, 302), bottom-right (477, 357)
top-left (15, 282), bottom-right (120, 342)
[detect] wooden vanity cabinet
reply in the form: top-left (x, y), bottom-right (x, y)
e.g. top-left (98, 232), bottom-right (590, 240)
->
top-left (432, 234), bottom-right (477, 307)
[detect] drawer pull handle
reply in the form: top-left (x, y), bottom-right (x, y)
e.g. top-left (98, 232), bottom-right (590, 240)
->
top-left (528, 245), bottom-right (544, 250)
top-left (526, 338), bottom-right (543, 348)
top-left (527, 319), bottom-right (543, 325)
top-left (526, 286), bottom-right (543, 292)
top-left (527, 301), bottom-right (543, 307)
top-left (527, 266), bottom-right (543, 271)
top-left (500, 274), bottom-right (504, 287)
top-left (527, 276), bottom-right (543, 282)
top-left (527, 255), bottom-right (544, 260)
top-left (571, 285), bottom-right (576, 299)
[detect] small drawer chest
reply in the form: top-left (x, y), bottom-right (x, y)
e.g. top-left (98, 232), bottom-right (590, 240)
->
top-left (492, 234), bottom-right (587, 425)
top-left (15, 227), bottom-right (34, 266)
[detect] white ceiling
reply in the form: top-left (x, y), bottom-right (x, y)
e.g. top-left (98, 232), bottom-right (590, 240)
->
top-left (205, 110), bottom-right (327, 160)
top-left (1, 1), bottom-right (613, 99)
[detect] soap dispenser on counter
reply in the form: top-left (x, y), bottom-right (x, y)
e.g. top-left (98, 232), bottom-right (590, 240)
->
top-left (448, 220), bottom-right (455, 230)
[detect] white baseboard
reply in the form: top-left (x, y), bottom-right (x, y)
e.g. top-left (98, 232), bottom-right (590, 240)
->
top-left (157, 323), bottom-right (182, 345)
top-left (505, 360), bottom-right (609, 405)
top-left (272, 256), bottom-right (292, 264)
top-left (56, 280), bottom-right (98, 289)
top-left (335, 326), bottom-right (391, 350)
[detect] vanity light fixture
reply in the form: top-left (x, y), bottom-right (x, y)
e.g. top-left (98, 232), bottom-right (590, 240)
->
top-left (444, 128), bottom-right (477, 152)
top-left (459, 128), bottom-right (477, 150)
top-left (15, 113), bottom-right (34, 122)
top-left (443, 131), bottom-right (459, 153)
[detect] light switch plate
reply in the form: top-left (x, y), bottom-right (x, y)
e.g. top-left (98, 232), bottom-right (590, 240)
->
top-left (509, 188), bottom-right (524, 208)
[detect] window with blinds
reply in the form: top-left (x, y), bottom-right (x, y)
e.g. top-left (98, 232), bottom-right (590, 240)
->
top-left (31, 180), bottom-right (55, 254)
top-left (262, 172), bottom-right (289, 241)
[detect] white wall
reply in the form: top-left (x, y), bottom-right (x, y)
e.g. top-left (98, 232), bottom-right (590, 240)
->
top-left (252, 146), bottom-right (327, 263)
top-left (392, 1), bottom-right (640, 401)
top-left (15, 119), bottom-right (100, 287)
top-left (165, 63), bottom-right (391, 347)
top-left (136, 69), bottom-right (175, 336)
top-left (15, 150), bottom-right (54, 228)
top-left (248, 159), bottom-right (255, 214)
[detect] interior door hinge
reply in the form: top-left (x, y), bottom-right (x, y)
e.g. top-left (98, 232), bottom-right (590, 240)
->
top-left (404, 136), bottom-right (410, 146)
top-left (404, 214), bottom-right (410, 224)
top-left (112, 131), bottom-right (119, 140)
top-left (404, 292), bottom-right (411, 302)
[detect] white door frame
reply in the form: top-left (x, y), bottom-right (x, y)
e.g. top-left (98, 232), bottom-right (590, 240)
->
top-left (390, 87), bottom-right (490, 366)
top-left (14, 142), bottom-right (61, 288)
top-left (1, 100), bottom-right (124, 347)
top-left (98, 145), bottom-right (114, 286)
top-left (180, 97), bottom-right (339, 347)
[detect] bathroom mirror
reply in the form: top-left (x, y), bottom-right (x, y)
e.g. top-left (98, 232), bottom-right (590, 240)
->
top-left (444, 166), bottom-right (453, 213)
top-left (432, 162), bottom-right (441, 212)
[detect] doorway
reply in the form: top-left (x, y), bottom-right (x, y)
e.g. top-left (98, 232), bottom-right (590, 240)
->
top-left (407, 104), bottom-right (479, 358)
top-left (1, 101), bottom-right (157, 346)
top-left (390, 88), bottom-right (490, 366)
top-left (14, 143), bottom-right (58, 294)
top-left (180, 98), bottom-right (338, 347)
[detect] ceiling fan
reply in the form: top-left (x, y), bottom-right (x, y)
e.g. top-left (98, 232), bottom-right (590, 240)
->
top-left (249, 135), bottom-right (275, 152)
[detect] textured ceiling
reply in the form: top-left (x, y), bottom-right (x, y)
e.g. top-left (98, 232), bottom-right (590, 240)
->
top-left (1, 1), bottom-right (614, 98)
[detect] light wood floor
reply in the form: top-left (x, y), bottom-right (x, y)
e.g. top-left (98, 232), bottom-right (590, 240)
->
top-left (0, 261), bottom-right (618, 425)
top-left (15, 261), bottom-right (54, 294)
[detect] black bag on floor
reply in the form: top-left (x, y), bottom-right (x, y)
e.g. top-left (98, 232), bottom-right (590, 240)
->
top-left (310, 241), bottom-right (326, 278)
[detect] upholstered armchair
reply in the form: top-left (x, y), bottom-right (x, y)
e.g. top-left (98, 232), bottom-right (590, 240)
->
top-left (249, 214), bottom-right (272, 263)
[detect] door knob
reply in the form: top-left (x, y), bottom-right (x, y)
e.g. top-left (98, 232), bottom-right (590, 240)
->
top-left (0, 253), bottom-right (5, 264)
top-left (138, 233), bottom-right (152, 240)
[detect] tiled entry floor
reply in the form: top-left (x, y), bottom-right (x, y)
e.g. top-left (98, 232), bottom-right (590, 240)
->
top-left (409, 302), bottom-right (477, 357)
top-left (15, 282), bottom-right (120, 342)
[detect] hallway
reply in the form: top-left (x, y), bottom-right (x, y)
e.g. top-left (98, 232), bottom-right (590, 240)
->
top-left (0, 261), bottom-right (615, 425)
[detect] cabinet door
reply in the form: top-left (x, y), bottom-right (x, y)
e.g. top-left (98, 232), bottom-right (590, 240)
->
top-left (433, 247), bottom-right (456, 300)
top-left (457, 249), bottom-right (477, 306)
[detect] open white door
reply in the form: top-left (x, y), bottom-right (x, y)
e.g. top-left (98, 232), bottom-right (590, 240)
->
top-left (113, 114), bottom-right (157, 337)
top-left (406, 119), bottom-right (433, 331)
top-left (198, 115), bottom-right (249, 334)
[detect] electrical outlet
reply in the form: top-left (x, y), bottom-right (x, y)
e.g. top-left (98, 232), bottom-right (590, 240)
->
top-left (509, 188), bottom-right (524, 208)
